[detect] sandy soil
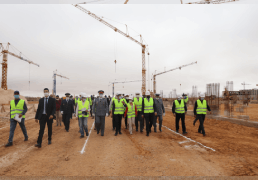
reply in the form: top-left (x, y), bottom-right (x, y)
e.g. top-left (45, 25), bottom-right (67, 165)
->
top-left (0, 109), bottom-right (257, 176)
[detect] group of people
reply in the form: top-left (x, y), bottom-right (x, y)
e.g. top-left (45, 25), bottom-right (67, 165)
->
top-left (4, 88), bottom-right (211, 148)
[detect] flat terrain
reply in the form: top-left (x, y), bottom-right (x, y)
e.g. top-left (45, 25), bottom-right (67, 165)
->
top-left (0, 108), bottom-right (258, 176)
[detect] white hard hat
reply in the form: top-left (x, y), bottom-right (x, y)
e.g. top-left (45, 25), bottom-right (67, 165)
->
top-left (116, 91), bottom-right (121, 95)
top-left (146, 91), bottom-right (150, 96)
top-left (200, 93), bottom-right (205, 98)
top-left (81, 93), bottom-right (87, 98)
top-left (135, 91), bottom-right (140, 94)
top-left (129, 96), bottom-right (133, 100)
top-left (80, 92), bottom-right (84, 96)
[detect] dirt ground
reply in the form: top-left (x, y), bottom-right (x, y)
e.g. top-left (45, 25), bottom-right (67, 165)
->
top-left (0, 107), bottom-right (258, 176)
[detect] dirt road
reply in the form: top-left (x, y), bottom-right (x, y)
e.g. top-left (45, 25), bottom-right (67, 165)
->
top-left (0, 111), bottom-right (257, 176)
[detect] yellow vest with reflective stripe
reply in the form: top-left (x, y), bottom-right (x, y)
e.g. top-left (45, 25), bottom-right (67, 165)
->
top-left (114, 99), bottom-right (124, 115)
top-left (127, 102), bottom-right (135, 118)
top-left (196, 100), bottom-right (207, 115)
top-left (10, 99), bottom-right (25, 119)
top-left (78, 100), bottom-right (89, 118)
top-left (175, 100), bottom-right (185, 114)
top-left (134, 97), bottom-right (142, 112)
top-left (144, 98), bottom-right (154, 113)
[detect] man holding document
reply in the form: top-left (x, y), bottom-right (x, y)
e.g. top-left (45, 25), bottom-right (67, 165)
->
top-left (5, 91), bottom-right (28, 147)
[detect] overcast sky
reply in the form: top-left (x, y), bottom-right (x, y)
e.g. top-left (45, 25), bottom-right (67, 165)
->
top-left (0, 3), bottom-right (258, 97)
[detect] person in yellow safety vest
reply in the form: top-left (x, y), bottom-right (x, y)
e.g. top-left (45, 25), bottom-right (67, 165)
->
top-left (182, 93), bottom-right (188, 104)
top-left (172, 95), bottom-right (188, 134)
top-left (134, 91), bottom-right (144, 132)
top-left (76, 93), bottom-right (90, 138)
top-left (88, 95), bottom-right (93, 117)
top-left (124, 96), bottom-right (137, 135)
top-left (5, 90), bottom-right (28, 147)
top-left (123, 94), bottom-right (129, 129)
top-left (111, 91), bottom-right (127, 136)
top-left (109, 93), bottom-right (118, 131)
top-left (193, 94), bottom-right (212, 136)
top-left (141, 91), bottom-right (156, 136)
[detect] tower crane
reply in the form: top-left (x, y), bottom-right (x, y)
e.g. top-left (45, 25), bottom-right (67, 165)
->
top-left (52, 70), bottom-right (69, 96)
top-left (109, 80), bottom-right (143, 97)
top-left (241, 82), bottom-right (251, 90)
top-left (0, 42), bottom-right (40, 90)
top-left (153, 61), bottom-right (197, 94)
top-left (73, 4), bottom-right (149, 95)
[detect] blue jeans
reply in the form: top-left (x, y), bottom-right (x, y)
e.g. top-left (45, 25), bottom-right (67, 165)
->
top-left (79, 117), bottom-right (88, 136)
top-left (8, 118), bottom-right (28, 143)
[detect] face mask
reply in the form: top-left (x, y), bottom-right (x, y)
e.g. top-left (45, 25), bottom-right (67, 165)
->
top-left (129, 100), bottom-right (133, 102)
top-left (66, 96), bottom-right (69, 98)
top-left (56, 98), bottom-right (59, 100)
top-left (14, 95), bottom-right (19, 99)
top-left (44, 93), bottom-right (49, 97)
top-left (126, 97), bottom-right (128, 99)
top-left (178, 97), bottom-right (181, 100)
top-left (99, 94), bottom-right (103, 98)
top-left (82, 99), bottom-right (86, 102)
top-left (147, 96), bottom-right (150, 98)
top-left (136, 95), bottom-right (140, 98)
top-left (201, 97), bottom-right (204, 100)
top-left (119, 96), bottom-right (122, 100)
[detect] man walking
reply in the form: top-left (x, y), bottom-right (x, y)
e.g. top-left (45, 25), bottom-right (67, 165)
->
top-left (5, 91), bottom-right (28, 147)
top-left (133, 91), bottom-right (143, 132)
top-left (172, 95), bottom-right (187, 134)
top-left (154, 93), bottom-right (165, 132)
top-left (35, 88), bottom-right (56, 148)
top-left (92, 90), bottom-right (109, 136)
top-left (141, 91), bottom-right (155, 136)
top-left (61, 93), bottom-right (74, 132)
top-left (111, 91), bottom-right (127, 136)
top-left (193, 94), bottom-right (212, 136)
top-left (55, 95), bottom-right (62, 126)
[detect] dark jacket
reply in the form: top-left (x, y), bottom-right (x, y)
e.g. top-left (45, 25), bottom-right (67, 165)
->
top-left (194, 100), bottom-right (211, 115)
top-left (35, 97), bottom-right (56, 120)
top-left (172, 100), bottom-right (187, 114)
top-left (60, 99), bottom-right (74, 118)
top-left (56, 99), bottom-right (61, 111)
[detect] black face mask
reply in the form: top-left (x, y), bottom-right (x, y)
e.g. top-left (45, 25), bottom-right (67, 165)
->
top-left (147, 96), bottom-right (150, 98)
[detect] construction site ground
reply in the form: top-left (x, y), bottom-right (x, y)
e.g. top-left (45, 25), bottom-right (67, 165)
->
top-left (0, 104), bottom-right (258, 177)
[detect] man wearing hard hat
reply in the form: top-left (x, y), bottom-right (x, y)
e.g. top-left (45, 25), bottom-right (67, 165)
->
top-left (134, 91), bottom-right (143, 132)
top-left (141, 91), bottom-right (155, 136)
top-left (172, 95), bottom-right (188, 134)
top-left (193, 94), bottom-right (212, 136)
top-left (76, 93), bottom-right (90, 138)
top-left (124, 96), bottom-right (137, 135)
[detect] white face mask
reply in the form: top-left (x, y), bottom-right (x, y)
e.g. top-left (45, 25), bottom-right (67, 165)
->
top-left (99, 94), bottom-right (103, 98)
top-left (119, 96), bottom-right (122, 100)
top-left (82, 99), bottom-right (86, 102)
top-left (44, 93), bottom-right (49, 97)
top-left (136, 95), bottom-right (140, 98)
top-left (201, 97), bottom-right (204, 100)
top-left (129, 100), bottom-right (133, 102)
top-left (126, 97), bottom-right (129, 99)
top-left (178, 97), bottom-right (181, 100)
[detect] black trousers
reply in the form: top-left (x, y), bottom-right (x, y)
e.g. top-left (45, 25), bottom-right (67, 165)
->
top-left (96, 116), bottom-right (105, 135)
top-left (135, 111), bottom-right (143, 131)
top-left (144, 113), bottom-right (154, 134)
top-left (62, 114), bottom-right (71, 131)
top-left (90, 105), bottom-right (92, 117)
top-left (112, 116), bottom-right (115, 129)
top-left (175, 113), bottom-right (186, 132)
top-left (114, 114), bottom-right (122, 133)
top-left (37, 114), bottom-right (53, 144)
top-left (197, 114), bottom-right (206, 134)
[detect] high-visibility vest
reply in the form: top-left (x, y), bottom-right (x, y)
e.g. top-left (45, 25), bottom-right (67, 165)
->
top-left (175, 100), bottom-right (185, 114)
top-left (184, 96), bottom-right (189, 103)
top-left (114, 99), bottom-right (124, 115)
top-left (111, 97), bottom-right (116, 110)
top-left (144, 98), bottom-right (154, 113)
top-left (78, 100), bottom-right (89, 118)
top-left (196, 100), bottom-right (207, 115)
top-left (134, 97), bottom-right (142, 112)
top-left (127, 102), bottom-right (135, 118)
top-left (75, 98), bottom-right (78, 104)
top-left (87, 98), bottom-right (92, 105)
top-left (10, 99), bottom-right (25, 119)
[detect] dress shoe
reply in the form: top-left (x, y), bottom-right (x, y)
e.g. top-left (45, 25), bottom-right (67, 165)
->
top-left (112, 128), bottom-right (115, 131)
top-left (146, 133), bottom-right (149, 136)
top-left (97, 130), bottom-right (100, 134)
top-left (66, 130), bottom-right (69, 132)
top-left (140, 130), bottom-right (143, 133)
top-left (5, 142), bottom-right (13, 147)
top-left (136, 129), bottom-right (138, 132)
top-left (80, 135), bottom-right (84, 138)
top-left (35, 143), bottom-right (41, 148)
top-left (183, 131), bottom-right (188, 134)
top-left (154, 130), bottom-right (157, 133)
top-left (101, 134), bottom-right (104, 136)
top-left (203, 134), bottom-right (206, 137)
top-left (176, 130), bottom-right (179, 133)
top-left (48, 140), bottom-right (51, 145)
top-left (149, 129), bottom-right (151, 133)
top-left (160, 129), bottom-right (162, 132)
top-left (86, 132), bottom-right (89, 136)
top-left (114, 133), bottom-right (118, 136)
top-left (24, 137), bottom-right (28, 141)
top-left (119, 132), bottom-right (122, 135)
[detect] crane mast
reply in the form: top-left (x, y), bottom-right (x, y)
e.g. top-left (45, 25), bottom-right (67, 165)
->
top-left (153, 61), bottom-right (197, 94)
top-left (109, 80), bottom-right (142, 97)
top-left (53, 70), bottom-right (69, 96)
top-left (73, 4), bottom-right (148, 95)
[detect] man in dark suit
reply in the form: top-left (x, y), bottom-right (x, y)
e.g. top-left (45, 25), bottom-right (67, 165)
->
top-left (61, 93), bottom-right (74, 132)
top-left (35, 88), bottom-right (56, 148)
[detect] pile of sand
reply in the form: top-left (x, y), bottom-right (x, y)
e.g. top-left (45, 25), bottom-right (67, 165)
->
top-left (0, 88), bottom-right (28, 105)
